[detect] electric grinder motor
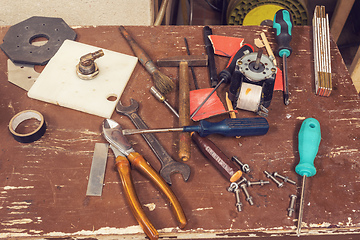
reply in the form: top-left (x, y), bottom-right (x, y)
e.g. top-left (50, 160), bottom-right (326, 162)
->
top-left (230, 50), bottom-right (277, 116)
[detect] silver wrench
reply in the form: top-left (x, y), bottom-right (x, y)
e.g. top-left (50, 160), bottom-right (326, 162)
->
top-left (115, 98), bottom-right (191, 185)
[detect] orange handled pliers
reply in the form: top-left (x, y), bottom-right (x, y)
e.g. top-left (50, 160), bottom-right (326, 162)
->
top-left (102, 119), bottom-right (187, 240)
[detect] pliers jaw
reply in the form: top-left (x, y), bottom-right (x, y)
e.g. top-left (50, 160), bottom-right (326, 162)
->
top-left (109, 145), bottom-right (125, 159)
top-left (102, 118), bottom-right (134, 156)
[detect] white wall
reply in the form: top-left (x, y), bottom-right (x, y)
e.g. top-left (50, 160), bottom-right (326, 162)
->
top-left (0, 0), bottom-right (154, 26)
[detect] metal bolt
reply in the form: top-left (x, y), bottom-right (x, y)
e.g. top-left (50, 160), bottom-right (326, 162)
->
top-left (228, 177), bottom-right (248, 192)
top-left (247, 180), bottom-right (270, 187)
top-left (264, 170), bottom-right (284, 188)
top-left (240, 184), bottom-right (254, 205)
top-left (236, 177), bottom-right (247, 186)
top-left (234, 188), bottom-right (242, 212)
top-left (257, 110), bottom-right (268, 118)
top-left (259, 104), bottom-right (269, 113)
top-left (231, 156), bottom-right (250, 173)
top-left (227, 182), bottom-right (239, 192)
top-left (288, 194), bottom-right (297, 217)
top-left (273, 172), bottom-right (297, 185)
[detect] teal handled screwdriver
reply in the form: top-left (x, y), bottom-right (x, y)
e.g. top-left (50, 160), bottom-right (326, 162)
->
top-left (295, 118), bottom-right (321, 236)
top-left (273, 9), bottom-right (293, 105)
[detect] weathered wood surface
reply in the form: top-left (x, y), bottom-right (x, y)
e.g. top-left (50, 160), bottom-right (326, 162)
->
top-left (0, 25), bottom-right (359, 239)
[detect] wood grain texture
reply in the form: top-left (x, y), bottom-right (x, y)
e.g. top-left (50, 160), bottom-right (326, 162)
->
top-left (0, 25), bottom-right (359, 239)
top-left (178, 61), bottom-right (191, 161)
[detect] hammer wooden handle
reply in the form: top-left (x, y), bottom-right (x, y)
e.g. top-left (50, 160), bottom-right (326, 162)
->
top-left (179, 61), bottom-right (191, 161)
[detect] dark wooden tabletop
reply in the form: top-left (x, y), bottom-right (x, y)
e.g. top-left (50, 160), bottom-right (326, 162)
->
top-left (0, 25), bottom-right (359, 239)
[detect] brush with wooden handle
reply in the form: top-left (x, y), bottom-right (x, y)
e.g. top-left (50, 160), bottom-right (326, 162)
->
top-left (119, 26), bottom-right (175, 95)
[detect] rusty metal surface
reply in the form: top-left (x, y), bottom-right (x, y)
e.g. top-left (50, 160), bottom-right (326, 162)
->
top-left (0, 25), bottom-right (359, 239)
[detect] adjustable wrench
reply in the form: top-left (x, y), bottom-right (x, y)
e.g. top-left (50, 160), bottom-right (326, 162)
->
top-left (116, 99), bottom-right (191, 185)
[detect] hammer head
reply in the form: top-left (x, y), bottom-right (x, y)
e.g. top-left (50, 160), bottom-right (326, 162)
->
top-left (157, 55), bottom-right (208, 67)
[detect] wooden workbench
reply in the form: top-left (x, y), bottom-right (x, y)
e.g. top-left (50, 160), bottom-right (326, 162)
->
top-left (0, 25), bottom-right (359, 239)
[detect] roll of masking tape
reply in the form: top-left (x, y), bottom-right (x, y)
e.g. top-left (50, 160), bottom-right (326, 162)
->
top-left (236, 82), bottom-right (262, 112)
top-left (9, 110), bottom-right (46, 143)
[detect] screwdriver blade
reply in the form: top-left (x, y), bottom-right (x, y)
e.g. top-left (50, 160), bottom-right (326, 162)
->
top-left (297, 175), bottom-right (307, 236)
top-left (122, 128), bottom-right (183, 135)
top-left (283, 54), bottom-right (290, 105)
top-left (190, 78), bottom-right (224, 119)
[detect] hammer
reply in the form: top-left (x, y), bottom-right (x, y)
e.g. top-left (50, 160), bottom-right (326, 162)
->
top-left (157, 55), bottom-right (208, 161)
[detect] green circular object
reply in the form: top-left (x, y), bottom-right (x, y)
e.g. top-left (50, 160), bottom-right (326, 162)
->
top-left (243, 4), bottom-right (283, 26)
top-left (227, 0), bottom-right (308, 26)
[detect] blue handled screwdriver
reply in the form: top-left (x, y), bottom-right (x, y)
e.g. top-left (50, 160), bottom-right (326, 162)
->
top-left (295, 118), bottom-right (321, 236)
top-left (122, 117), bottom-right (269, 138)
top-left (273, 9), bottom-right (293, 105)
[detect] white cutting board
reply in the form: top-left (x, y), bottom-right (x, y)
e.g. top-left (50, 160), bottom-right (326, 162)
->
top-left (28, 40), bottom-right (138, 118)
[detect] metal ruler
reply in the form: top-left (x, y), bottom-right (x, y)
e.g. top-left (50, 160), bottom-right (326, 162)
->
top-left (86, 143), bottom-right (109, 196)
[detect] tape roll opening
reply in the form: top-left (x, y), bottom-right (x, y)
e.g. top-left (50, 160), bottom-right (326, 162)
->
top-left (9, 110), bottom-right (46, 143)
